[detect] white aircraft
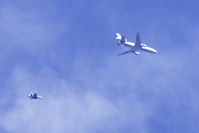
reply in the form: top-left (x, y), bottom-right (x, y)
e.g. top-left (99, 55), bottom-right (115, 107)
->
top-left (28, 92), bottom-right (43, 99)
top-left (116, 33), bottom-right (157, 55)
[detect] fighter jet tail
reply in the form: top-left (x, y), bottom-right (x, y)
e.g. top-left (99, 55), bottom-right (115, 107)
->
top-left (116, 33), bottom-right (127, 43)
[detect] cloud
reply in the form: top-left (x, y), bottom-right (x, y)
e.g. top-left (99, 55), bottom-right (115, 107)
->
top-left (0, 45), bottom-right (193, 133)
top-left (0, 0), bottom-right (199, 133)
top-left (0, 1), bottom-right (67, 51)
top-left (0, 66), bottom-right (153, 133)
top-left (0, 42), bottom-right (199, 133)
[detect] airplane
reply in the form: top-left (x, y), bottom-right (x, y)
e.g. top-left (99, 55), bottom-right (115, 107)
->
top-left (116, 33), bottom-right (157, 55)
top-left (28, 92), bottom-right (43, 99)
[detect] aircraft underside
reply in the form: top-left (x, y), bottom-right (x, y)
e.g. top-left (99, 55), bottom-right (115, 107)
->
top-left (116, 33), bottom-right (157, 56)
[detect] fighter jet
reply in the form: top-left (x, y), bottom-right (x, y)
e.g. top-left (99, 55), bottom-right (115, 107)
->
top-left (116, 33), bottom-right (157, 55)
top-left (28, 92), bottom-right (43, 99)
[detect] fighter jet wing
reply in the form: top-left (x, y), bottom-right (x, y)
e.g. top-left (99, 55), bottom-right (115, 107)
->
top-left (117, 50), bottom-right (140, 56)
top-left (37, 96), bottom-right (43, 99)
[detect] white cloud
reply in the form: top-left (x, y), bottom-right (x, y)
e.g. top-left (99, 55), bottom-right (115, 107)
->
top-left (0, 66), bottom-right (152, 133)
top-left (0, 0), bottom-right (199, 133)
top-left (0, 1), bottom-right (67, 51)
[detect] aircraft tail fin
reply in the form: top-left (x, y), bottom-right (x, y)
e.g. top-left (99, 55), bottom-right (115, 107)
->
top-left (116, 33), bottom-right (127, 43)
top-left (28, 92), bottom-right (33, 96)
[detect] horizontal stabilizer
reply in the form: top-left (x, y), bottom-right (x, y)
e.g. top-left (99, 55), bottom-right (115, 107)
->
top-left (116, 33), bottom-right (127, 43)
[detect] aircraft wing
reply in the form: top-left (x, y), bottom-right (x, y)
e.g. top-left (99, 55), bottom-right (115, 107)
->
top-left (38, 96), bottom-right (43, 99)
top-left (117, 50), bottom-right (132, 56)
top-left (117, 50), bottom-right (140, 56)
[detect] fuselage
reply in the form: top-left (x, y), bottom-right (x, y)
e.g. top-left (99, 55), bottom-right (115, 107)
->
top-left (122, 41), bottom-right (157, 54)
top-left (30, 96), bottom-right (42, 99)
top-left (29, 93), bottom-right (43, 99)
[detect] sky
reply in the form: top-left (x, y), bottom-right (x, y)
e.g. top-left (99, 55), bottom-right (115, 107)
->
top-left (0, 0), bottom-right (199, 133)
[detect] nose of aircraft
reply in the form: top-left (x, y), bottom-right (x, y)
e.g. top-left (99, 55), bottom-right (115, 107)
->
top-left (153, 49), bottom-right (158, 54)
top-left (148, 47), bottom-right (158, 54)
top-left (149, 48), bottom-right (158, 54)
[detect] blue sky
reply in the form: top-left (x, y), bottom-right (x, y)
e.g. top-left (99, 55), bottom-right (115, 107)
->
top-left (0, 0), bottom-right (199, 133)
